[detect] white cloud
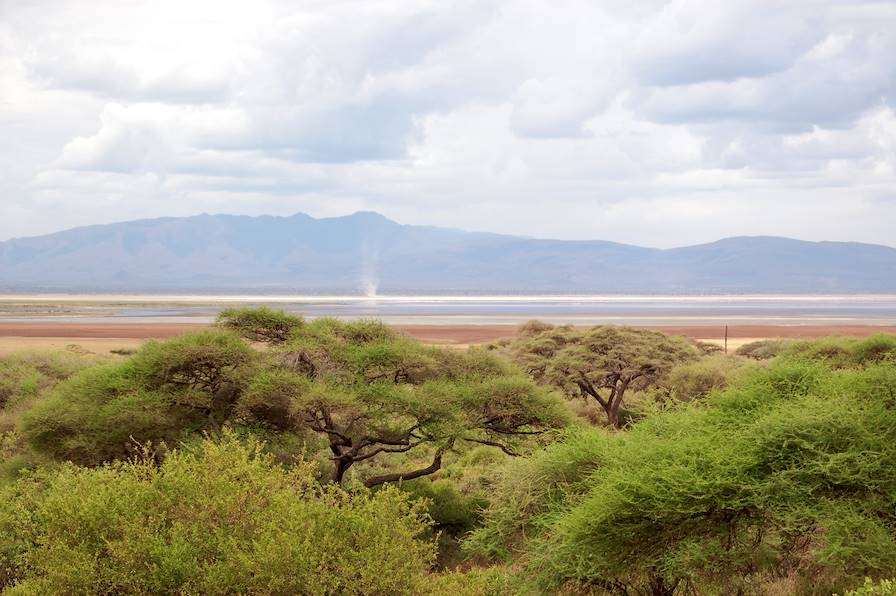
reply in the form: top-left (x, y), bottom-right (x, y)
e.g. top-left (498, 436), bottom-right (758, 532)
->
top-left (631, 0), bottom-right (821, 85)
top-left (0, 0), bottom-right (894, 247)
top-left (511, 78), bottom-right (611, 138)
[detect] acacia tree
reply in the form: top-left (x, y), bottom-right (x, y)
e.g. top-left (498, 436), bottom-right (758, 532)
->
top-left (217, 306), bottom-right (304, 343)
top-left (22, 331), bottom-right (257, 464)
top-left (23, 312), bottom-right (567, 486)
top-left (245, 317), bottom-right (567, 486)
top-left (510, 323), bottom-right (697, 428)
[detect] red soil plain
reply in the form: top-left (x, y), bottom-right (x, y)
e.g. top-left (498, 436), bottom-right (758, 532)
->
top-left (1, 322), bottom-right (895, 345)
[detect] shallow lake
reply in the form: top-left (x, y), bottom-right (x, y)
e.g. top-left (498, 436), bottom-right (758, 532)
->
top-left (2, 294), bottom-right (896, 326)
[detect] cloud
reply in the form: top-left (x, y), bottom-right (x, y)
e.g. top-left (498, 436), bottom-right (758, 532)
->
top-left (631, 1), bottom-right (822, 86)
top-left (511, 78), bottom-right (611, 138)
top-left (0, 0), bottom-right (894, 247)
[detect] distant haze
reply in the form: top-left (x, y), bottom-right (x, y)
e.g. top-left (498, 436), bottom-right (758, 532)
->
top-left (1, 212), bottom-right (894, 293)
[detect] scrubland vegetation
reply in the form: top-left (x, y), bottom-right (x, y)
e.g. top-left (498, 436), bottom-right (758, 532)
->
top-left (0, 309), bottom-right (894, 594)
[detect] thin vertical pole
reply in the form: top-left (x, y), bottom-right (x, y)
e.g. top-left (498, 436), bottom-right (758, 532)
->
top-left (724, 325), bottom-right (728, 355)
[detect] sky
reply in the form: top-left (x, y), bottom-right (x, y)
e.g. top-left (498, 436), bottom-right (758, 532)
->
top-left (1, 0), bottom-right (895, 248)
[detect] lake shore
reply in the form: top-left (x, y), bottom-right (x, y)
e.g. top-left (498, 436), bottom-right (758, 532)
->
top-left (1, 321), bottom-right (895, 356)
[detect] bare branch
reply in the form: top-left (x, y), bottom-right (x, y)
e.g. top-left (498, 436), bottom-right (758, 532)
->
top-left (363, 440), bottom-right (454, 488)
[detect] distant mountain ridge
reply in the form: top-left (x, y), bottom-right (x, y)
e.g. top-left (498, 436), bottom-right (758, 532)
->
top-left (1, 211), bottom-right (895, 293)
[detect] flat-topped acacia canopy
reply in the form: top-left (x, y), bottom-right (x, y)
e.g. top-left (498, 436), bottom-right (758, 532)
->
top-left (23, 310), bottom-right (568, 487)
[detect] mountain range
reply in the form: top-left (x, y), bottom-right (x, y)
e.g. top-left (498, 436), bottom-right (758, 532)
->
top-left (1, 211), bottom-right (894, 293)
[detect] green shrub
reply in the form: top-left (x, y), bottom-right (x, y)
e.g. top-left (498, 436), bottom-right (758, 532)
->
top-left (471, 347), bottom-right (896, 595)
top-left (0, 351), bottom-right (96, 411)
top-left (463, 427), bottom-right (609, 561)
top-left (399, 477), bottom-right (486, 533)
top-left (216, 306), bottom-right (304, 343)
top-left (781, 334), bottom-right (896, 368)
top-left (0, 433), bottom-right (435, 594)
top-left (425, 567), bottom-right (527, 595)
top-left (695, 340), bottom-right (725, 355)
top-left (663, 354), bottom-right (747, 401)
top-left (735, 338), bottom-right (791, 360)
top-left (842, 578), bottom-right (896, 596)
top-left (20, 331), bottom-right (255, 465)
top-left (0, 351), bottom-right (100, 475)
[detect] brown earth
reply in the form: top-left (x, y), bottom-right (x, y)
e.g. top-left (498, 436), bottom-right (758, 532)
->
top-left (0, 323), bottom-right (207, 339)
top-left (0, 322), bottom-right (894, 356)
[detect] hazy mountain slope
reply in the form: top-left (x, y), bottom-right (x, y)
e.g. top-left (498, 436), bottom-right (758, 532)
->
top-left (1, 212), bottom-right (894, 292)
top-left (659, 236), bottom-right (896, 292)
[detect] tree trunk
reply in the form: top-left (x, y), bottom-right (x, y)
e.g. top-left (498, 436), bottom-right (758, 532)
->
top-left (606, 405), bottom-right (621, 429)
top-left (332, 457), bottom-right (352, 484)
top-left (208, 384), bottom-right (239, 436)
top-left (647, 575), bottom-right (676, 596)
top-left (605, 380), bottom-right (631, 429)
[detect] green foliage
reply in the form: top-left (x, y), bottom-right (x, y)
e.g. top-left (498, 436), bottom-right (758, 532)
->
top-left (20, 331), bottom-right (256, 465)
top-left (18, 316), bottom-right (567, 490)
top-left (399, 477), bottom-right (486, 533)
top-left (256, 318), bottom-right (569, 486)
top-left (695, 340), bottom-right (725, 355)
top-left (471, 339), bottom-right (896, 595)
top-left (735, 338), bottom-right (792, 360)
top-left (0, 351), bottom-right (100, 476)
top-left (662, 354), bottom-right (748, 402)
top-left (6, 327), bottom-right (896, 593)
top-left (216, 305), bottom-right (304, 343)
top-left (0, 433), bottom-right (435, 594)
top-left (238, 368), bottom-right (310, 430)
top-left (509, 323), bottom-right (698, 427)
top-left (464, 427), bottom-right (609, 561)
top-left (127, 330), bottom-right (255, 394)
top-left (739, 334), bottom-right (896, 367)
top-left (425, 567), bottom-right (527, 595)
top-left (781, 334), bottom-right (896, 368)
top-left (842, 578), bottom-right (896, 596)
top-left (0, 351), bottom-right (97, 411)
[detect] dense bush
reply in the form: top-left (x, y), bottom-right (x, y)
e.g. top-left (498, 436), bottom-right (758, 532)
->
top-left (424, 567), bottom-right (524, 595)
top-left (399, 477), bottom-right (486, 534)
top-left (0, 434), bottom-right (435, 594)
top-left (0, 351), bottom-right (96, 411)
top-left (735, 338), bottom-right (792, 360)
top-left (18, 314), bottom-right (567, 488)
top-left (0, 351), bottom-right (99, 474)
top-left (463, 427), bottom-right (609, 561)
top-left (20, 331), bottom-right (256, 465)
top-left (10, 320), bottom-right (896, 594)
top-left (662, 354), bottom-right (747, 401)
top-left (737, 335), bottom-right (896, 366)
top-left (217, 306), bottom-right (304, 343)
top-left (780, 334), bottom-right (896, 368)
top-left (843, 579), bottom-right (896, 596)
top-left (469, 339), bottom-right (896, 595)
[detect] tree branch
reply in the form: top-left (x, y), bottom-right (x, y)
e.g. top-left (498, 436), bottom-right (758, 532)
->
top-left (306, 417), bottom-right (351, 445)
top-left (463, 437), bottom-right (519, 456)
top-left (351, 440), bottom-right (424, 462)
top-left (577, 378), bottom-right (608, 408)
top-left (363, 440), bottom-right (454, 488)
top-left (486, 427), bottom-right (548, 436)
